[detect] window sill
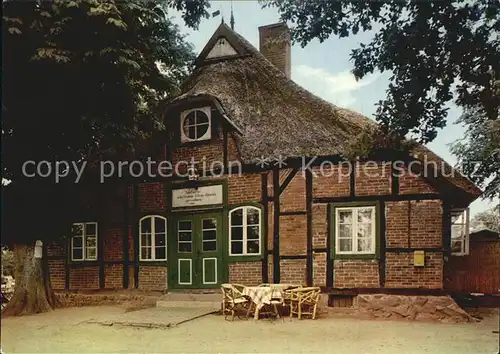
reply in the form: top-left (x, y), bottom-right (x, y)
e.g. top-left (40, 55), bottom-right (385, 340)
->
top-left (139, 260), bottom-right (167, 266)
top-left (228, 255), bottom-right (263, 262)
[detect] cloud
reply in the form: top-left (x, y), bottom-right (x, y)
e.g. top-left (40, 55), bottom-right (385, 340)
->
top-left (292, 65), bottom-right (380, 107)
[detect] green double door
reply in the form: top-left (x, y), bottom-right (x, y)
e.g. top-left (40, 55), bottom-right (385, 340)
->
top-left (171, 213), bottom-right (223, 289)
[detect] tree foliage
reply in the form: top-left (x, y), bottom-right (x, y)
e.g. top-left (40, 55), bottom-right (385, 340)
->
top-left (265, 0), bottom-right (500, 198)
top-left (2, 0), bottom-right (209, 243)
top-left (471, 205), bottom-right (500, 232)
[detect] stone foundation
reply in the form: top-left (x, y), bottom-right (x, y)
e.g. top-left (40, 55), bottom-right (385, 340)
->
top-left (356, 294), bottom-right (476, 323)
top-left (55, 291), bottom-right (161, 309)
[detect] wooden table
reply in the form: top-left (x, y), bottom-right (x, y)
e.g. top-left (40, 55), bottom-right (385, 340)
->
top-left (242, 284), bottom-right (300, 320)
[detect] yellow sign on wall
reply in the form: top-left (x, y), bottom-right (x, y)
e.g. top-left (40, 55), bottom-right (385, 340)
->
top-left (414, 250), bottom-right (425, 267)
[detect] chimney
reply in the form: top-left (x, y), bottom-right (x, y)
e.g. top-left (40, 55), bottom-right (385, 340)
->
top-left (258, 23), bottom-right (291, 78)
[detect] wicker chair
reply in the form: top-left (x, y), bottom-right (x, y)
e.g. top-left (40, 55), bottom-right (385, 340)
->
top-left (288, 287), bottom-right (321, 320)
top-left (221, 283), bottom-right (250, 321)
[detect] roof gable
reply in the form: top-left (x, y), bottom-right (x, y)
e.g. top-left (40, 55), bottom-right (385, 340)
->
top-left (195, 23), bottom-right (255, 65)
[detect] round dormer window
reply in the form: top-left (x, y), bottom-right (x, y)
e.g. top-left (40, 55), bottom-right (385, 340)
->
top-left (181, 108), bottom-right (211, 142)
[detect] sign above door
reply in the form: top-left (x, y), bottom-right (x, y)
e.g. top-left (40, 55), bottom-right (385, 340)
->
top-left (172, 184), bottom-right (223, 209)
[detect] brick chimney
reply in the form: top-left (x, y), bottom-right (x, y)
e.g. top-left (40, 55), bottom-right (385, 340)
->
top-left (258, 23), bottom-right (291, 78)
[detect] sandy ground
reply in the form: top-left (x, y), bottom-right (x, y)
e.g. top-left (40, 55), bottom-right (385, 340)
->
top-left (1, 306), bottom-right (499, 353)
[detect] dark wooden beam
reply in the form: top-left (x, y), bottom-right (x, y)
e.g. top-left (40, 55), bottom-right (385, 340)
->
top-left (223, 129), bottom-right (228, 171)
top-left (273, 168), bottom-right (280, 283)
top-left (379, 201), bottom-right (386, 287)
top-left (122, 185), bottom-right (130, 289)
top-left (350, 166), bottom-right (356, 197)
top-left (306, 169), bottom-right (313, 286)
top-left (326, 203), bottom-right (333, 288)
top-left (391, 162), bottom-right (400, 196)
top-left (279, 210), bottom-right (307, 216)
top-left (313, 193), bottom-right (441, 204)
top-left (261, 173), bottom-right (269, 283)
top-left (281, 255), bottom-right (307, 260)
top-left (133, 183), bottom-right (139, 288)
top-left (279, 168), bottom-right (298, 195)
top-left (385, 247), bottom-right (445, 253)
top-left (321, 287), bottom-right (451, 296)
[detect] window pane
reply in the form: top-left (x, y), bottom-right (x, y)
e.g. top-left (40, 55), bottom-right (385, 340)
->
top-left (339, 238), bottom-right (352, 252)
top-left (141, 247), bottom-right (152, 259)
top-left (141, 234), bottom-right (152, 247)
top-left (357, 224), bottom-right (372, 238)
top-left (178, 242), bottom-right (192, 253)
top-left (203, 218), bottom-right (217, 230)
top-left (178, 231), bottom-right (192, 242)
top-left (73, 236), bottom-right (83, 248)
top-left (247, 208), bottom-right (260, 225)
top-left (155, 217), bottom-right (166, 233)
top-left (86, 236), bottom-right (97, 248)
top-left (72, 248), bottom-right (83, 260)
top-left (178, 220), bottom-right (192, 231)
top-left (203, 230), bottom-right (216, 241)
top-left (231, 209), bottom-right (243, 226)
top-left (203, 241), bottom-right (217, 252)
top-left (196, 124), bottom-right (209, 138)
top-left (247, 240), bottom-right (260, 254)
top-left (155, 247), bottom-right (166, 260)
top-left (72, 224), bottom-right (83, 236)
top-left (338, 210), bottom-right (353, 224)
top-left (339, 224), bottom-right (352, 239)
top-left (357, 238), bottom-right (372, 252)
top-left (357, 209), bottom-right (373, 223)
top-left (196, 110), bottom-right (209, 124)
top-left (231, 241), bottom-right (243, 255)
top-left (451, 225), bottom-right (464, 239)
top-left (86, 247), bottom-right (97, 260)
top-left (231, 226), bottom-right (243, 241)
top-left (185, 112), bottom-right (195, 126)
top-left (247, 226), bottom-right (260, 240)
top-left (155, 234), bottom-right (166, 247)
top-left (188, 126), bottom-right (196, 139)
top-left (451, 240), bottom-right (463, 254)
top-left (85, 223), bottom-right (97, 236)
top-left (141, 218), bottom-right (152, 233)
top-left (451, 211), bottom-right (464, 224)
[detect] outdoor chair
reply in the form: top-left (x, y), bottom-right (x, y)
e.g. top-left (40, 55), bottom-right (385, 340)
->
top-left (221, 283), bottom-right (250, 321)
top-left (288, 286), bottom-right (321, 320)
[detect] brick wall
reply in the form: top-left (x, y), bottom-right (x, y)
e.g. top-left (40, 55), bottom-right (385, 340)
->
top-left (399, 166), bottom-right (437, 194)
top-left (280, 259), bottom-right (306, 285)
top-left (227, 173), bottom-right (261, 204)
top-left (313, 252), bottom-right (327, 287)
top-left (48, 260), bottom-right (66, 290)
top-left (229, 262), bottom-right (262, 285)
top-left (104, 228), bottom-right (123, 261)
top-left (69, 267), bottom-right (99, 290)
top-left (279, 215), bottom-right (307, 255)
top-left (138, 182), bottom-right (166, 212)
top-left (312, 165), bottom-right (350, 198)
top-left (104, 264), bottom-right (123, 289)
top-left (333, 260), bottom-right (380, 288)
top-left (385, 252), bottom-right (443, 289)
top-left (312, 204), bottom-right (327, 249)
top-left (355, 162), bottom-right (391, 196)
top-left (280, 172), bottom-right (306, 212)
top-left (138, 266), bottom-right (167, 291)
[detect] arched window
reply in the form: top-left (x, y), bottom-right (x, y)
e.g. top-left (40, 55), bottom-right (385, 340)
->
top-left (139, 215), bottom-right (167, 261)
top-left (229, 206), bottom-right (261, 256)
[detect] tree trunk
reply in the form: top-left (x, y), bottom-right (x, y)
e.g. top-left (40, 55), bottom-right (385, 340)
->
top-left (2, 243), bottom-right (59, 316)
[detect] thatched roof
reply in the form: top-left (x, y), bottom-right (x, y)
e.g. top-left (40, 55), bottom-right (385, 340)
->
top-left (169, 23), bottom-right (481, 199)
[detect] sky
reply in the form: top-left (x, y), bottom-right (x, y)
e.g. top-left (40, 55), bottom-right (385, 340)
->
top-left (170, 1), bottom-right (495, 217)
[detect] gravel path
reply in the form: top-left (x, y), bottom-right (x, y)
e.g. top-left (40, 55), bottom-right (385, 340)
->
top-left (1, 306), bottom-right (498, 353)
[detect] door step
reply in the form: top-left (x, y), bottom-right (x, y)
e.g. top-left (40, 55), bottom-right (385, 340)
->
top-left (156, 292), bottom-right (221, 309)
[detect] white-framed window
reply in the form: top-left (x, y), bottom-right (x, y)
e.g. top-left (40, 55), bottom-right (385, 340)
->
top-left (335, 206), bottom-right (376, 255)
top-left (139, 215), bottom-right (167, 261)
top-left (451, 209), bottom-right (469, 256)
top-left (180, 107), bottom-right (211, 143)
top-left (229, 206), bottom-right (261, 256)
top-left (71, 222), bottom-right (98, 261)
